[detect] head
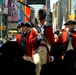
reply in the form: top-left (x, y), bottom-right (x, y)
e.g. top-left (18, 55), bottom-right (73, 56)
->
top-left (0, 41), bottom-right (25, 59)
top-left (21, 22), bottom-right (32, 32)
top-left (7, 34), bottom-right (12, 38)
top-left (68, 24), bottom-right (75, 31)
top-left (26, 22), bottom-right (32, 32)
top-left (21, 22), bottom-right (27, 32)
top-left (37, 9), bottom-right (46, 26)
top-left (64, 49), bottom-right (76, 68)
top-left (21, 26), bottom-right (27, 32)
top-left (26, 27), bottom-right (31, 32)
top-left (51, 42), bottom-right (65, 59)
top-left (64, 20), bottom-right (76, 31)
top-left (43, 5), bottom-right (46, 10)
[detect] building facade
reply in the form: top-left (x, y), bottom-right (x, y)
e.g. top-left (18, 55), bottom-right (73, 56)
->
top-left (27, 0), bottom-right (46, 5)
top-left (53, 0), bottom-right (68, 29)
top-left (70, 0), bottom-right (76, 20)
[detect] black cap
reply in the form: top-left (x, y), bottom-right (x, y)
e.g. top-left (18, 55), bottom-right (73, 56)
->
top-left (64, 20), bottom-right (76, 25)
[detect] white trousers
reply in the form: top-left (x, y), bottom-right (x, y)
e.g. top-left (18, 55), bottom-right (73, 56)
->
top-left (33, 46), bottom-right (47, 75)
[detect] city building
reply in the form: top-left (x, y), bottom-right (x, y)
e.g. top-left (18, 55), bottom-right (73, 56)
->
top-left (70, 0), bottom-right (76, 20)
top-left (53, 0), bottom-right (68, 29)
top-left (27, 0), bottom-right (46, 5)
top-left (52, 2), bottom-right (59, 30)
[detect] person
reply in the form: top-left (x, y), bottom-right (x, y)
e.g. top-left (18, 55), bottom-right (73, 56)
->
top-left (55, 20), bottom-right (76, 52)
top-left (16, 22), bottom-right (28, 55)
top-left (33, 9), bottom-right (55, 75)
top-left (66, 24), bottom-right (76, 51)
top-left (0, 41), bottom-right (36, 75)
top-left (21, 22), bottom-right (39, 58)
top-left (16, 22), bottom-right (41, 62)
top-left (64, 49), bottom-right (76, 75)
top-left (64, 20), bottom-right (76, 51)
top-left (6, 32), bottom-right (13, 42)
top-left (40, 42), bottom-right (66, 75)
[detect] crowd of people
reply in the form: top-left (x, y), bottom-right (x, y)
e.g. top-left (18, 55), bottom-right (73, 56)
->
top-left (0, 8), bottom-right (76, 75)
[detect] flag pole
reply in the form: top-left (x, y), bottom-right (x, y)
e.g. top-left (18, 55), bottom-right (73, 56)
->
top-left (12, 0), bottom-right (52, 52)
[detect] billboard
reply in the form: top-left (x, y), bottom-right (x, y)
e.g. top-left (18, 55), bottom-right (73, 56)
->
top-left (8, 0), bottom-right (18, 22)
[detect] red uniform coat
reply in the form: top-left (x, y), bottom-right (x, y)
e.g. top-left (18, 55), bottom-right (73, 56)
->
top-left (16, 28), bottom-right (38, 57)
top-left (61, 31), bottom-right (68, 47)
top-left (70, 31), bottom-right (76, 49)
top-left (55, 37), bottom-right (62, 43)
top-left (16, 34), bottom-right (21, 44)
top-left (44, 26), bottom-right (55, 62)
top-left (55, 31), bottom-right (68, 49)
top-left (44, 26), bottom-right (55, 45)
top-left (56, 31), bottom-right (68, 50)
top-left (55, 31), bottom-right (76, 50)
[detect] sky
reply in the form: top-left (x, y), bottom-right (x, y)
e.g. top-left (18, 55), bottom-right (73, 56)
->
top-left (50, 0), bottom-right (58, 12)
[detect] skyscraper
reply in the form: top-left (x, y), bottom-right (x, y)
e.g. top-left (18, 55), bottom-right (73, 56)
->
top-left (57, 0), bottom-right (68, 27)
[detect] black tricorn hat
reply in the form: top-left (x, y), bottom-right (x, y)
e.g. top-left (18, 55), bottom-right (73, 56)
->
top-left (64, 20), bottom-right (76, 25)
top-left (16, 22), bottom-right (23, 28)
top-left (21, 22), bottom-right (32, 27)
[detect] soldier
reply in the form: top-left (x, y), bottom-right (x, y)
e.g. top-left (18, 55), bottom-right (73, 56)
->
top-left (16, 22), bottom-right (40, 61)
top-left (33, 9), bottom-right (55, 75)
top-left (16, 22), bottom-right (28, 55)
top-left (63, 20), bottom-right (76, 51)
top-left (56, 20), bottom-right (76, 52)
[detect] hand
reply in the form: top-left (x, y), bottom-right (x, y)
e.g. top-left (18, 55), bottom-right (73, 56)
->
top-left (38, 33), bottom-right (43, 39)
top-left (36, 33), bottom-right (43, 41)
